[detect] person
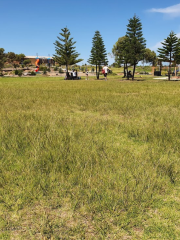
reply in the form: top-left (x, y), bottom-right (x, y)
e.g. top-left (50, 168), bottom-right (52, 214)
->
top-left (73, 70), bottom-right (76, 80)
top-left (127, 70), bottom-right (132, 77)
top-left (103, 64), bottom-right (109, 81)
top-left (71, 70), bottom-right (73, 80)
top-left (86, 70), bottom-right (88, 80)
top-left (76, 70), bottom-right (78, 79)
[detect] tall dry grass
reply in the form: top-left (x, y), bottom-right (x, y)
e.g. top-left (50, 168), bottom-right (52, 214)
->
top-left (0, 77), bottom-right (180, 239)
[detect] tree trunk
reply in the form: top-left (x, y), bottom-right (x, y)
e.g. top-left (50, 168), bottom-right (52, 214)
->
top-left (96, 65), bottom-right (99, 79)
top-left (168, 67), bottom-right (171, 81)
top-left (123, 63), bottom-right (126, 78)
top-left (168, 52), bottom-right (172, 81)
top-left (132, 63), bottom-right (136, 80)
top-left (126, 66), bottom-right (129, 80)
top-left (66, 64), bottom-right (68, 78)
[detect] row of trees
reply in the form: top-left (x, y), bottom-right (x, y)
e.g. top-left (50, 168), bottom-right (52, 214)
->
top-left (53, 15), bottom-right (148, 80)
top-left (0, 48), bottom-right (26, 72)
top-left (53, 16), bottom-right (154, 80)
top-left (53, 15), bottom-right (180, 81)
top-left (53, 28), bottom-right (108, 79)
top-left (112, 16), bottom-right (180, 80)
top-left (112, 15), bottom-right (150, 80)
top-left (2, 15), bottom-right (180, 80)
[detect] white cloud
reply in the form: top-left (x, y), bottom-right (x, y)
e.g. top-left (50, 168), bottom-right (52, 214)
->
top-left (148, 3), bottom-right (180, 17)
top-left (151, 41), bottom-right (163, 51)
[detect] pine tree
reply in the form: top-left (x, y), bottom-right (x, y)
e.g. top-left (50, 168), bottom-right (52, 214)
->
top-left (157, 31), bottom-right (180, 80)
top-left (53, 27), bottom-right (83, 76)
top-left (88, 31), bottom-right (108, 79)
top-left (126, 15), bottom-right (146, 79)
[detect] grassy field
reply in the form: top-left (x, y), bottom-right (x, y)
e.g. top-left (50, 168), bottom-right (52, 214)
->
top-left (1, 75), bottom-right (180, 239)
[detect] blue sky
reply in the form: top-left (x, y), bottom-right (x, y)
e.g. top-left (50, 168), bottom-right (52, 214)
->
top-left (1, 0), bottom-right (180, 65)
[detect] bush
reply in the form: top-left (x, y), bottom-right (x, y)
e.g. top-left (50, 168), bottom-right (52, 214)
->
top-left (15, 69), bottom-right (23, 76)
top-left (54, 66), bottom-right (58, 71)
top-left (108, 72), bottom-right (117, 76)
top-left (59, 68), bottom-right (64, 73)
top-left (23, 59), bottom-right (31, 66)
top-left (18, 70), bottom-right (23, 77)
top-left (39, 66), bottom-right (47, 71)
top-left (30, 71), bottom-right (36, 76)
top-left (13, 64), bottom-right (19, 68)
top-left (15, 69), bottom-right (19, 75)
top-left (4, 64), bottom-right (12, 68)
top-left (81, 66), bottom-right (85, 72)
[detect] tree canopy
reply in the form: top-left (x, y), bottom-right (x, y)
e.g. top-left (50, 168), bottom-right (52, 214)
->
top-left (157, 31), bottom-right (180, 80)
top-left (88, 31), bottom-right (108, 78)
top-left (7, 52), bottom-right (16, 63)
top-left (125, 15), bottom-right (146, 79)
top-left (143, 48), bottom-right (157, 66)
top-left (0, 50), bottom-right (26, 71)
top-left (112, 36), bottom-right (129, 65)
top-left (53, 27), bottom-right (83, 74)
top-left (15, 53), bottom-right (25, 62)
top-left (112, 36), bottom-right (131, 77)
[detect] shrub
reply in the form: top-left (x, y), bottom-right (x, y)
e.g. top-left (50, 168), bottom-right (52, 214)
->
top-left (30, 71), bottom-right (36, 76)
top-left (13, 64), bottom-right (19, 68)
top-left (39, 66), bottom-right (47, 71)
top-left (161, 71), bottom-right (167, 76)
top-left (18, 70), bottom-right (23, 77)
top-left (54, 66), bottom-right (58, 71)
top-left (15, 69), bottom-right (23, 76)
top-left (108, 72), bottom-right (117, 76)
top-left (81, 66), bottom-right (85, 72)
top-left (59, 68), bottom-right (64, 73)
top-left (23, 59), bottom-right (31, 66)
top-left (15, 69), bottom-right (19, 75)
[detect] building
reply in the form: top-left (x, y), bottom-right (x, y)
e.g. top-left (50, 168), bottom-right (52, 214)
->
top-left (24, 56), bottom-right (55, 65)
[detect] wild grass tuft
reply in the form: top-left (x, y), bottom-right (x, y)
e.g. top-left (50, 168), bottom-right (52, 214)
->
top-left (1, 77), bottom-right (180, 239)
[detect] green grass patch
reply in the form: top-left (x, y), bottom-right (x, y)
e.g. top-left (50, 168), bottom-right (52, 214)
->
top-left (1, 76), bottom-right (180, 239)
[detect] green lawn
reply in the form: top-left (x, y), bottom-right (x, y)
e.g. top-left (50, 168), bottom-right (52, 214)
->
top-left (1, 76), bottom-right (180, 239)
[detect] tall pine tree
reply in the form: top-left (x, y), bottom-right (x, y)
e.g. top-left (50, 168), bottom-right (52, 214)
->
top-left (88, 31), bottom-right (108, 79)
top-left (157, 31), bottom-right (180, 80)
top-left (53, 27), bottom-right (83, 76)
top-left (126, 15), bottom-right (146, 79)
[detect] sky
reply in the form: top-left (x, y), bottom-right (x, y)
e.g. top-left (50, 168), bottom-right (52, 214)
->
top-left (1, 0), bottom-right (180, 65)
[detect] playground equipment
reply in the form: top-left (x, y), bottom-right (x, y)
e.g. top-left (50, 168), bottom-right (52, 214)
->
top-left (35, 59), bottom-right (39, 72)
